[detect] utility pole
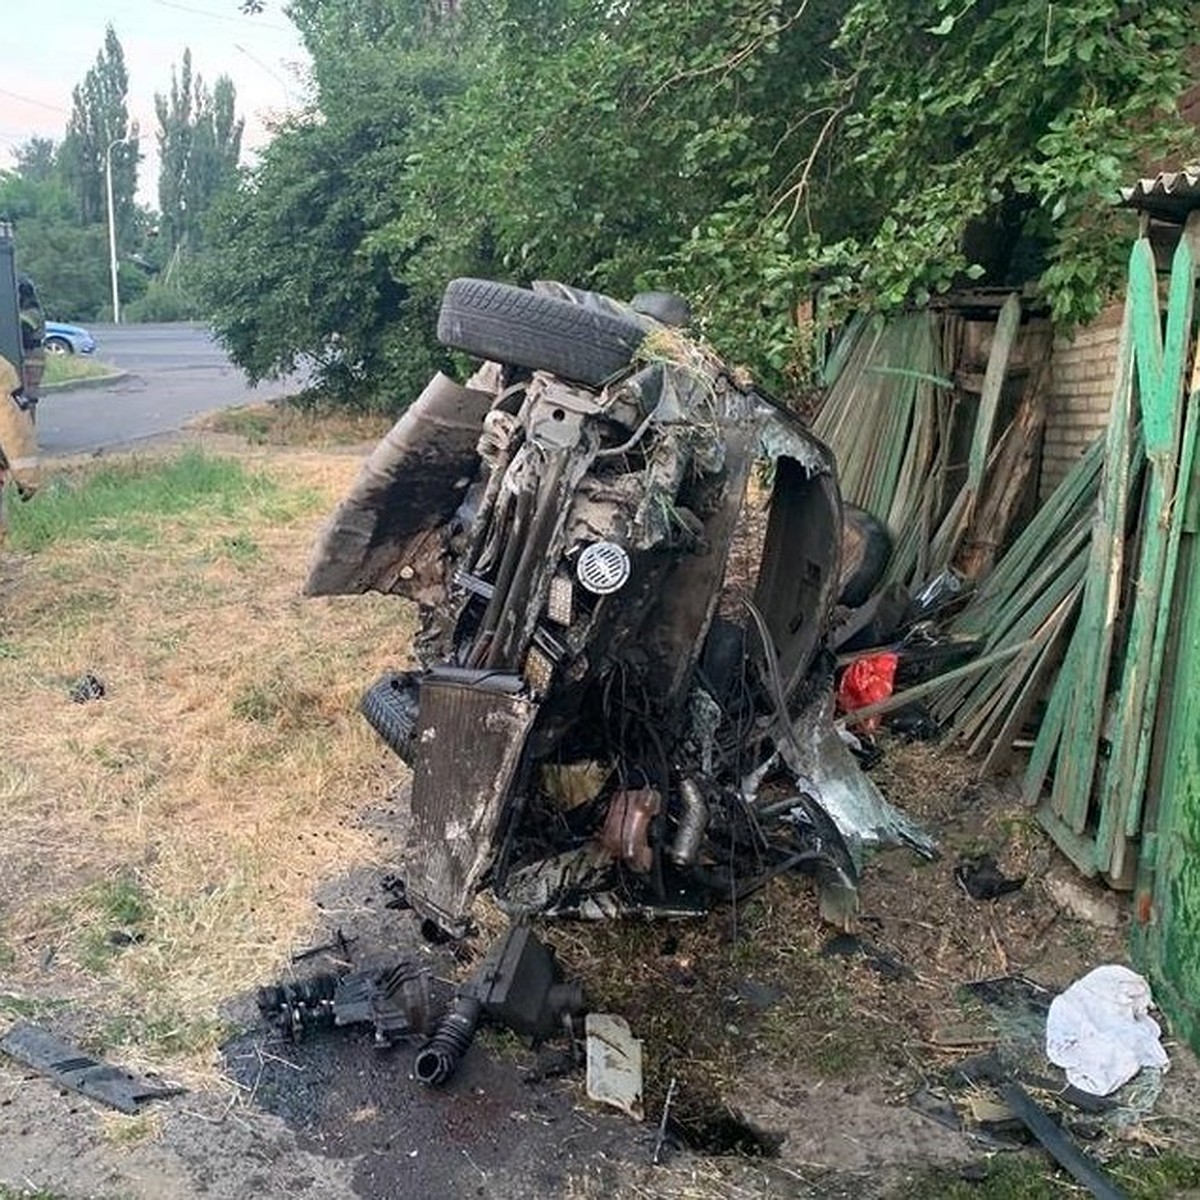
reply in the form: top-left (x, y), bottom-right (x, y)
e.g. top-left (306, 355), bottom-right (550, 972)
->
top-left (104, 123), bottom-right (138, 325)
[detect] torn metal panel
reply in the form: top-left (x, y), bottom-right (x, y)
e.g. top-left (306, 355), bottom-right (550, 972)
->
top-left (753, 455), bottom-right (843, 697)
top-left (776, 696), bottom-right (937, 860)
top-left (304, 372), bottom-right (494, 598)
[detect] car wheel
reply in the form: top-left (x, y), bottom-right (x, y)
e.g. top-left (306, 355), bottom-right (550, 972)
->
top-left (838, 504), bottom-right (892, 607)
top-left (44, 336), bottom-right (72, 354)
top-left (437, 278), bottom-right (648, 386)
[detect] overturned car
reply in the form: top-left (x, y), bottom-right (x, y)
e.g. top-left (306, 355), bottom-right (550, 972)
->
top-left (306, 279), bottom-right (931, 936)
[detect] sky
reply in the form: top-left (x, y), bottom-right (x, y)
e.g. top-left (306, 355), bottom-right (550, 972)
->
top-left (0, 0), bottom-right (311, 206)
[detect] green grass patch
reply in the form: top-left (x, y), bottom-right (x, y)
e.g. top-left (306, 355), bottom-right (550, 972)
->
top-left (209, 406), bottom-right (275, 444)
top-left (7, 450), bottom-right (311, 552)
top-left (890, 1151), bottom-right (1200, 1199)
top-left (42, 354), bottom-right (117, 387)
top-left (75, 873), bottom-right (152, 972)
top-left (0, 993), bottom-right (71, 1020)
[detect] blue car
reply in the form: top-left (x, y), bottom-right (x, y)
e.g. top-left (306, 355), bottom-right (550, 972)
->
top-left (44, 321), bottom-right (97, 355)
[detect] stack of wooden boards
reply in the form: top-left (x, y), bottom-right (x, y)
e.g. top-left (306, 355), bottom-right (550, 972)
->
top-left (816, 214), bottom-right (1200, 883)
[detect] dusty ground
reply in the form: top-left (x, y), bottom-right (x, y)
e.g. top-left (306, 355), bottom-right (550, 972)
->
top-left (1, 411), bottom-right (1199, 1199)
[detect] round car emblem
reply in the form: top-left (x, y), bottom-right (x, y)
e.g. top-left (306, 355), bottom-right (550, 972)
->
top-left (576, 541), bottom-right (631, 595)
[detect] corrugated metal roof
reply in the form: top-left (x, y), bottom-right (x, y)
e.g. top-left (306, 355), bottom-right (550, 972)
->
top-left (1121, 169), bottom-right (1200, 224)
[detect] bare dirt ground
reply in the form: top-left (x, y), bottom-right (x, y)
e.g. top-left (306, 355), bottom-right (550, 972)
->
top-left (2, 415), bottom-right (1199, 1199)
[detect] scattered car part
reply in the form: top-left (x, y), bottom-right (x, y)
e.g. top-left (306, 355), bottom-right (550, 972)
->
top-left (1, 1022), bottom-right (184, 1114)
top-left (416, 923), bottom-right (584, 1086)
top-left (597, 788), bottom-right (660, 874)
top-left (652, 1075), bottom-right (679, 1164)
top-left (414, 993), bottom-right (482, 1086)
top-left (576, 540), bottom-right (630, 594)
top-left (667, 778), bottom-right (709, 867)
top-left (631, 291), bottom-right (691, 328)
top-left (954, 854), bottom-right (1026, 901)
top-left (256, 961), bottom-right (431, 1046)
top-left (68, 672), bottom-right (106, 703)
top-left (359, 671), bottom-right (420, 763)
top-left (291, 928), bottom-right (356, 963)
top-left (586, 1012), bottom-right (644, 1121)
top-left (999, 1080), bottom-right (1130, 1200)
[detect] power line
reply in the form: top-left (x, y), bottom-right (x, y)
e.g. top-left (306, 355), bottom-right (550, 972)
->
top-left (0, 87), bottom-right (70, 115)
top-left (151, 0), bottom-right (292, 32)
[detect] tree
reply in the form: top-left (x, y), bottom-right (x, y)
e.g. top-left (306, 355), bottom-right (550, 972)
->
top-left (156, 51), bottom-right (245, 252)
top-left (60, 26), bottom-right (139, 235)
top-left (200, 0), bottom-right (1199, 406)
top-left (194, 0), bottom-right (467, 403)
top-left (13, 139), bottom-right (57, 185)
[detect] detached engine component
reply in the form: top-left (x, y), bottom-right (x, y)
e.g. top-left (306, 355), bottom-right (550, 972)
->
top-left (415, 923), bottom-right (583, 1087)
top-left (257, 961), bottom-right (431, 1046)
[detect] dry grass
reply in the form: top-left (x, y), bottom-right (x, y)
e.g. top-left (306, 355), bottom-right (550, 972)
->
top-left (0, 441), bottom-right (415, 1078)
top-left (197, 401), bottom-right (394, 449)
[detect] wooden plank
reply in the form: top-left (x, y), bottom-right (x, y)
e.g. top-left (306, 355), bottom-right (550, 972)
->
top-left (833, 640), bottom-right (1035, 729)
top-left (1108, 215), bottom-right (1200, 877)
top-left (1048, 277), bottom-right (1139, 834)
top-left (956, 340), bottom-right (1052, 580)
top-left (1022, 625), bottom-right (1078, 807)
top-left (962, 293), bottom-right (1021, 522)
top-left (980, 593), bottom-right (1078, 775)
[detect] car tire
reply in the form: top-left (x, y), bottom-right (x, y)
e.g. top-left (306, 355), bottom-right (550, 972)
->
top-left (44, 336), bottom-right (72, 354)
top-left (838, 504), bottom-right (892, 607)
top-left (437, 278), bottom-right (647, 386)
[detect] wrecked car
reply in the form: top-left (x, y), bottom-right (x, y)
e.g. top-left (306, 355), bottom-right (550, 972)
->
top-left (306, 278), bottom-right (932, 936)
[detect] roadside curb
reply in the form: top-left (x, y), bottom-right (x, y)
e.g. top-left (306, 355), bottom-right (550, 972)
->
top-left (40, 369), bottom-right (130, 395)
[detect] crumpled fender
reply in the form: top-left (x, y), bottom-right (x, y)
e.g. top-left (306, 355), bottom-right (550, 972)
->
top-left (0, 354), bottom-right (39, 498)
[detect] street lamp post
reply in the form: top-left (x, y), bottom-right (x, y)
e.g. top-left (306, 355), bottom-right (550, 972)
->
top-left (104, 123), bottom-right (138, 325)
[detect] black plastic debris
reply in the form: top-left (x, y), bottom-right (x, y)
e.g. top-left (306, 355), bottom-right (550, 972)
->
top-left (999, 1080), bottom-right (1130, 1200)
top-left (68, 672), bottom-right (105, 703)
top-left (885, 703), bottom-right (941, 742)
top-left (954, 854), bottom-right (1026, 901)
top-left (380, 874), bottom-right (411, 911)
top-left (1, 1022), bottom-right (185, 1114)
top-left (415, 923), bottom-right (584, 1087)
top-left (820, 932), bottom-right (913, 982)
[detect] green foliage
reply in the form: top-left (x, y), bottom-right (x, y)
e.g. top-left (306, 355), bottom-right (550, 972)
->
top-left (156, 50), bottom-right (245, 253)
top-left (200, 0), bottom-right (1199, 405)
top-left (193, 2), bottom-right (465, 404)
top-left (6, 451), bottom-right (283, 551)
top-left (123, 275), bottom-right (203, 323)
top-left (60, 25), bottom-right (139, 233)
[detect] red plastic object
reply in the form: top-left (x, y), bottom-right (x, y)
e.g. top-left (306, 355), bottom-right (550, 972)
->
top-left (836, 653), bottom-right (899, 733)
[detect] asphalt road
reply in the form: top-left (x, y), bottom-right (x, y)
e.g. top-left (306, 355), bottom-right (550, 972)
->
top-left (37, 322), bottom-right (301, 456)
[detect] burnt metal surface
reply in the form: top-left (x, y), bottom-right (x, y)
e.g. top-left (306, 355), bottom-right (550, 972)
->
top-left (304, 371), bottom-right (495, 599)
top-left (406, 677), bottom-right (538, 932)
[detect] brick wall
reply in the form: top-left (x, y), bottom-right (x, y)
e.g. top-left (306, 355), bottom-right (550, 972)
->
top-left (1040, 303), bottom-right (1123, 502)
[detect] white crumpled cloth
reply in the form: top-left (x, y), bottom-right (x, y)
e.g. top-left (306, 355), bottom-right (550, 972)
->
top-left (1045, 964), bottom-right (1170, 1096)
